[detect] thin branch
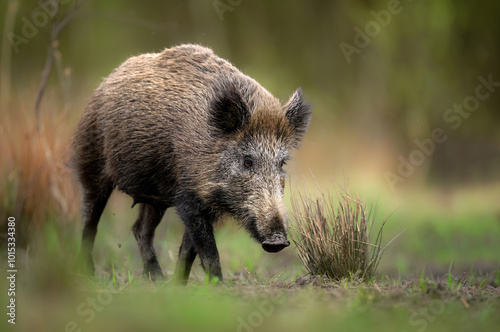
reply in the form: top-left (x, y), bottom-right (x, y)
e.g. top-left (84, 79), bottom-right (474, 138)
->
top-left (35, 33), bottom-right (55, 131)
top-left (34, 0), bottom-right (86, 131)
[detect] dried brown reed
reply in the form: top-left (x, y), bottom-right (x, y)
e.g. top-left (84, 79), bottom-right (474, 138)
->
top-left (0, 102), bottom-right (79, 245)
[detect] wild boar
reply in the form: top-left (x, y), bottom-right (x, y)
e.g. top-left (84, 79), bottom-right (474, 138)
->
top-left (71, 44), bottom-right (311, 283)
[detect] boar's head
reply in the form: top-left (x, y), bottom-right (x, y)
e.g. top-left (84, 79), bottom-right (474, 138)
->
top-left (207, 84), bottom-right (311, 253)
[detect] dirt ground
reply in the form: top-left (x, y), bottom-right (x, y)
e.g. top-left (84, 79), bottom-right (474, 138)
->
top-left (280, 275), bottom-right (500, 306)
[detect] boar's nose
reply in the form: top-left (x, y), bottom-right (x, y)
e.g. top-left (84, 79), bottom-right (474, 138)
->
top-left (262, 234), bottom-right (290, 253)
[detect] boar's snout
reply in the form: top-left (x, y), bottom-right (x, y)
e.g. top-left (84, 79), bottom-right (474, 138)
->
top-left (262, 234), bottom-right (290, 253)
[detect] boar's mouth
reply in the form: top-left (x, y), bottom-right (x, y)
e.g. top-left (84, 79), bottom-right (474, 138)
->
top-left (243, 215), bottom-right (290, 253)
top-left (261, 234), bottom-right (290, 253)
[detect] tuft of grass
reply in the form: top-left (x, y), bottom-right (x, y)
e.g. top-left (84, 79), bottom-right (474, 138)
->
top-left (290, 180), bottom-right (401, 281)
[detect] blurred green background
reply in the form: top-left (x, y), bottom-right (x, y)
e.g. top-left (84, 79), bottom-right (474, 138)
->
top-left (2, 0), bottom-right (500, 275)
top-left (1, 1), bottom-right (500, 331)
top-left (4, 0), bottom-right (500, 182)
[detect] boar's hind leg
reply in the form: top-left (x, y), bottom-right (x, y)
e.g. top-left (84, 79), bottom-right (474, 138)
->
top-left (174, 229), bottom-right (198, 284)
top-left (79, 181), bottom-right (114, 275)
top-left (132, 204), bottom-right (166, 281)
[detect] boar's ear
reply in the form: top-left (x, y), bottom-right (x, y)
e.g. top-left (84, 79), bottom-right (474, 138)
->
top-left (283, 88), bottom-right (312, 146)
top-left (210, 84), bottom-right (250, 135)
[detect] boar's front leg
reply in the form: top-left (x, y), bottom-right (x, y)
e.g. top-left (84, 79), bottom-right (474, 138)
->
top-left (176, 198), bottom-right (223, 283)
top-left (189, 222), bottom-right (223, 282)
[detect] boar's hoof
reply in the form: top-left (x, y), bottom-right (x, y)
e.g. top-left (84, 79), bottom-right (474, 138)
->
top-left (262, 238), bottom-right (290, 253)
top-left (143, 266), bottom-right (164, 282)
top-left (76, 254), bottom-right (95, 276)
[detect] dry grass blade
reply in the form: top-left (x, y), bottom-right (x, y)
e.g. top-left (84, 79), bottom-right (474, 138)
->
top-left (290, 181), bottom-right (396, 281)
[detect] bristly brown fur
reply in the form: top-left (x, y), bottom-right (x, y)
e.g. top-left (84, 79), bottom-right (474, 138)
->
top-left (71, 44), bottom-right (312, 283)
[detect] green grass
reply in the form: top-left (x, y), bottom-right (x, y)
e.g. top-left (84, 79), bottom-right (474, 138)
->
top-left (2, 184), bottom-right (500, 332)
top-left (2, 261), bottom-right (499, 332)
top-left (2, 221), bottom-right (499, 332)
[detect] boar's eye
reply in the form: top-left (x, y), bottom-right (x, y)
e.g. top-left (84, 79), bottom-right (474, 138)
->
top-left (279, 160), bottom-right (287, 170)
top-left (243, 157), bottom-right (254, 169)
